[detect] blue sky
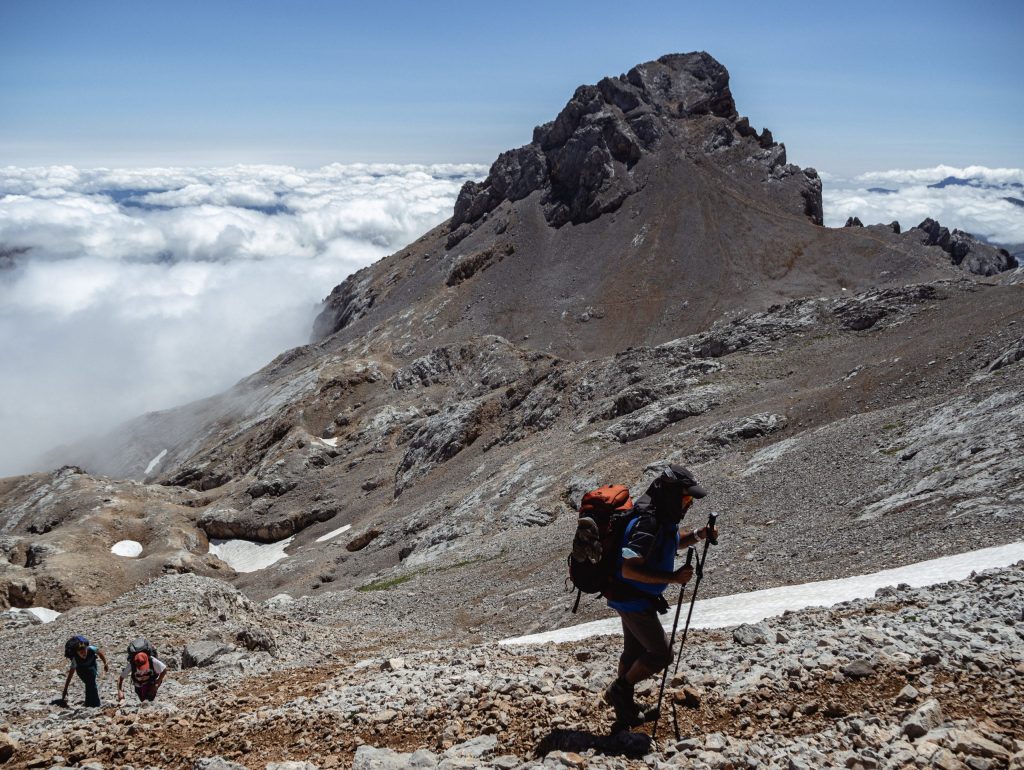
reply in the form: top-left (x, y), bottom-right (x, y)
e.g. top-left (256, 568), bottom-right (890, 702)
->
top-left (1, 0), bottom-right (1022, 175)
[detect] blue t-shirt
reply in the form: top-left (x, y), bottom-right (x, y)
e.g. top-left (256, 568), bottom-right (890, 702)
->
top-left (607, 515), bottom-right (680, 612)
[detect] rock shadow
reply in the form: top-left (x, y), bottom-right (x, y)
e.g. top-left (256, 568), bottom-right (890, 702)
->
top-left (534, 727), bottom-right (652, 758)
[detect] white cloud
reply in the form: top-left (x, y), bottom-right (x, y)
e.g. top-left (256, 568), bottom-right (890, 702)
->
top-left (823, 165), bottom-right (1024, 245)
top-left (854, 165), bottom-right (1024, 187)
top-left (0, 163), bottom-right (486, 477)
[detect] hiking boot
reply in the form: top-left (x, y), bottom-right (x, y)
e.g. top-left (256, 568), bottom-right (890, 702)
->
top-left (603, 678), bottom-right (641, 725)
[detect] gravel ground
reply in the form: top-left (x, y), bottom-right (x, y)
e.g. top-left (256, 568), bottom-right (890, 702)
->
top-left (1, 563), bottom-right (1021, 770)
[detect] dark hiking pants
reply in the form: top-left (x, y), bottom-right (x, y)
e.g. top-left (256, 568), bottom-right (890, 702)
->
top-left (135, 682), bottom-right (158, 702)
top-left (619, 608), bottom-right (672, 675)
top-left (76, 667), bottom-right (101, 707)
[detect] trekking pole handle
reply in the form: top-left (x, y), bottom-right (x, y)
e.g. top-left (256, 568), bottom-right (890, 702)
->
top-left (705, 512), bottom-right (719, 546)
top-left (684, 546), bottom-right (694, 568)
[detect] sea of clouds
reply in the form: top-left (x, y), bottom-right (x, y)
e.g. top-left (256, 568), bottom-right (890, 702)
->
top-left (822, 164), bottom-right (1024, 246)
top-left (1, 162), bottom-right (1021, 478)
top-left (0, 163), bottom-right (486, 476)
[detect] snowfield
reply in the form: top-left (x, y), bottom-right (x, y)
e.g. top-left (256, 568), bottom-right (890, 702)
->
top-left (208, 536), bottom-right (294, 572)
top-left (500, 540), bottom-right (1024, 645)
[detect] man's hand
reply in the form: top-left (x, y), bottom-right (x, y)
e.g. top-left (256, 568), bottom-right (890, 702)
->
top-left (671, 565), bottom-right (694, 585)
top-left (700, 524), bottom-right (719, 542)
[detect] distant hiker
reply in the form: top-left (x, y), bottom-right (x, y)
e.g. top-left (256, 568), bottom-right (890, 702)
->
top-left (603, 465), bottom-right (717, 728)
top-left (61, 635), bottom-right (108, 707)
top-left (118, 652), bottom-right (167, 702)
top-left (118, 638), bottom-right (166, 703)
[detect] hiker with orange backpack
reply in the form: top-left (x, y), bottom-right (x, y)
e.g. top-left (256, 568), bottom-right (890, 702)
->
top-left (600, 465), bottom-right (717, 729)
top-left (117, 638), bottom-right (167, 703)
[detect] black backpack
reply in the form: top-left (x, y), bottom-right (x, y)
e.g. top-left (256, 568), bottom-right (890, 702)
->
top-left (127, 637), bottom-right (157, 663)
top-left (567, 485), bottom-right (639, 612)
top-left (64, 635), bottom-right (89, 659)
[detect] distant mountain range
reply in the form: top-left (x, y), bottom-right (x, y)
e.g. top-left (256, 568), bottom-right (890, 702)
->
top-left (927, 175), bottom-right (1024, 190)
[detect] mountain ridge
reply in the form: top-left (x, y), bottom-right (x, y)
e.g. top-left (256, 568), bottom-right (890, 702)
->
top-left (3, 52), bottom-right (1022, 640)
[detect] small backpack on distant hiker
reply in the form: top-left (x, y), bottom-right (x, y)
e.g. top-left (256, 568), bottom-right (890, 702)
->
top-left (64, 635), bottom-right (89, 659)
top-left (567, 484), bottom-right (639, 612)
top-left (126, 637), bottom-right (157, 664)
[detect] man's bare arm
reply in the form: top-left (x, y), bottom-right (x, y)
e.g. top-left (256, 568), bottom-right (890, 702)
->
top-left (621, 556), bottom-right (692, 585)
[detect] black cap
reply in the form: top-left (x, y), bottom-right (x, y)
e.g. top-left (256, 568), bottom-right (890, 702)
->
top-left (664, 464), bottom-right (707, 498)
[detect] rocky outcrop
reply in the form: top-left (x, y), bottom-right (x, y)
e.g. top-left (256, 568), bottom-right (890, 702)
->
top-left (310, 269), bottom-right (376, 342)
top-left (912, 218), bottom-right (1016, 276)
top-left (988, 335), bottom-right (1024, 372)
top-left (598, 387), bottom-right (721, 443)
top-left (832, 284), bottom-right (940, 331)
top-left (198, 505), bottom-right (337, 543)
top-left (703, 412), bottom-right (787, 446)
top-left (450, 52), bottom-right (821, 237)
top-left (394, 401), bottom-right (487, 496)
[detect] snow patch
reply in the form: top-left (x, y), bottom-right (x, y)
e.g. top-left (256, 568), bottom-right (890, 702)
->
top-left (317, 437), bottom-right (339, 447)
top-left (144, 449), bottom-right (168, 475)
top-left (500, 540), bottom-right (1024, 646)
top-left (315, 523), bottom-right (352, 543)
top-left (111, 540), bottom-right (143, 558)
top-left (208, 536), bottom-right (294, 572)
top-left (10, 607), bottom-right (62, 623)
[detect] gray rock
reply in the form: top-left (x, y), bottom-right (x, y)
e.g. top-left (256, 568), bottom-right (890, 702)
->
top-left (352, 746), bottom-right (437, 770)
top-left (181, 641), bottom-right (232, 669)
top-left (903, 699), bottom-right (944, 739)
top-left (192, 759), bottom-right (249, 770)
top-left (987, 336), bottom-right (1024, 372)
top-left (236, 627), bottom-right (278, 656)
top-left (264, 593), bottom-right (294, 609)
top-left (946, 730), bottom-right (1010, 761)
top-left (840, 659), bottom-right (875, 679)
top-left (896, 684), bottom-right (919, 703)
top-left (444, 735), bottom-right (497, 759)
top-left (733, 622), bottom-right (772, 646)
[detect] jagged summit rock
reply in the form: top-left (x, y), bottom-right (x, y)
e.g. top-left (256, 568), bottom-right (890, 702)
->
top-left (449, 52), bottom-right (796, 234)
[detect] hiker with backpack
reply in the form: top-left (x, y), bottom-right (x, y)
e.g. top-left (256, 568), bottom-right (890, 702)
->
top-left (117, 638), bottom-right (167, 703)
top-left (61, 635), bottom-right (109, 707)
top-left (572, 465), bottom-right (717, 729)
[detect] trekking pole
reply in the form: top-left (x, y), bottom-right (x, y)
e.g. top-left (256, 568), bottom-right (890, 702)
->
top-left (669, 511), bottom-right (719, 741)
top-left (672, 512), bottom-right (718, 676)
top-left (650, 546), bottom-right (694, 742)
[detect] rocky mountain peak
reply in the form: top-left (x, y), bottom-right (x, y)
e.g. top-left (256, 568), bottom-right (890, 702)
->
top-left (450, 51), bottom-right (814, 241)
